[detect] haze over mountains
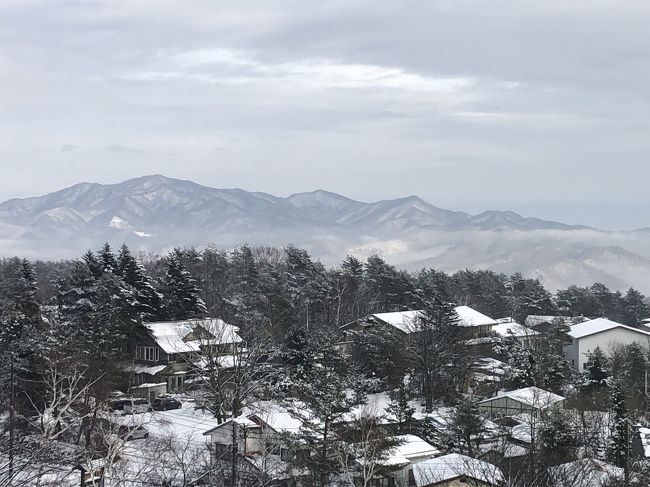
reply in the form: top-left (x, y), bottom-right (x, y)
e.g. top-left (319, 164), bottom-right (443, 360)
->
top-left (0, 175), bottom-right (648, 292)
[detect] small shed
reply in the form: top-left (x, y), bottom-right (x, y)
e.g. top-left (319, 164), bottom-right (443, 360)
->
top-left (478, 386), bottom-right (565, 419)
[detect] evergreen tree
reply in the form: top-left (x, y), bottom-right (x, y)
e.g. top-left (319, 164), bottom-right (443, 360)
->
top-left (116, 244), bottom-right (164, 320)
top-left (97, 243), bottom-right (118, 274)
top-left (538, 410), bottom-right (576, 464)
top-left (608, 383), bottom-right (629, 468)
top-left (449, 394), bottom-right (485, 456)
top-left (586, 346), bottom-right (609, 385)
top-left (386, 379), bottom-right (415, 432)
top-left (351, 326), bottom-right (409, 386)
top-left (622, 288), bottom-right (649, 326)
top-left (162, 250), bottom-right (207, 320)
top-left (410, 290), bottom-right (465, 410)
top-left (285, 336), bottom-right (370, 486)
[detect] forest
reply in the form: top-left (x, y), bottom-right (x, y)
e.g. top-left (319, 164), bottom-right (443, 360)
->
top-left (1, 243), bottom-right (650, 486)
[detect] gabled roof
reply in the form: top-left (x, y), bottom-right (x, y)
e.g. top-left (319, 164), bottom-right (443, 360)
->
top-left (568, 318), bottom-right (650, 339)
top-left (492, 319), bottom-right (539, 338)
top-left (144, 318), bottom-right (242, 354)
top-left (479, 386), bottom-right (565, 408)
top-left (371, 310), bottom-right (421, 333)
top-left (412, 453), bottom-right (503, 486)
top-left (248, 401), bottom-right (306, 434)
top-left (525, 315), bottom-right (583, 328)
top-left (548, 458), bottom-right (624, 487)
top-left (388, 434), bottom-right (440, 462)
top-left (202, 416), bottom-right (259, 435)
top-left (364, 306), bottom-right (496, 334)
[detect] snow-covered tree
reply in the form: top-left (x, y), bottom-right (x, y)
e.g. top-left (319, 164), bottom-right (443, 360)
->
top-left (162, 249), bottom-right (207, 320)
top-left (608, 383), bottom-right (629, 468)
top-left (449, 394), bottom-right (486, 456)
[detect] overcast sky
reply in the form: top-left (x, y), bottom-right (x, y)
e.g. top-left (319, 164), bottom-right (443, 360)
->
top-left (1, 0), bottom-right (649, 230)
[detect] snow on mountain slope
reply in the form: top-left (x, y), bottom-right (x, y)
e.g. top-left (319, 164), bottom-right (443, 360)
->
top-left (0, 175), bottom-right (648, 292)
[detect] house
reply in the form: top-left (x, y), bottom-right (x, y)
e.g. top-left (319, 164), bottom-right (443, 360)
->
top-left (478, 386), bottom-right (565, 419)
top-left (525, 315), bottom-right (585, 334)
top-left (548, 458), bottom-right (625, 487)
top-left (563, 318), bottom-right (650, 371)
top-left (203, 402), bottom-right (309, 486)
top-left (341, 306), bottom-right (497, 340)
top-left (410, 453), bottom-right (503, 487)
top-left (353, 435), bottom-right (440, 487)
top-left (492, 318), bottom-right (539, 342)
top-left (131, 318), bottom-right (243, 393)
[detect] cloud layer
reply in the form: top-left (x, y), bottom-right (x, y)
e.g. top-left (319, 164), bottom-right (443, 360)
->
top-left (1, 0), bottom-right (649, 229)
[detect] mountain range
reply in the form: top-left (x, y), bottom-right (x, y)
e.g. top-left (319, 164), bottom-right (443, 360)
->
top-left (0, 175), bottom-right (648, 292)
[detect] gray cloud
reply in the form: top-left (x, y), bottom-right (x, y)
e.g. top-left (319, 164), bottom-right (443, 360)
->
top-left (0, 0), bottom-right (649, 229)
top-left (59, 144), bottom-right (78, 152)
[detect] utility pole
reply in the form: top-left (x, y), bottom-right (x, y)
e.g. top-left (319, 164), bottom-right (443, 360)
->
top-left (231, 421), bottom-right (237, 487)
top-left (9, 353), bottom-right (15, 482)
top-left (625, 419), bottom-right (631, 487)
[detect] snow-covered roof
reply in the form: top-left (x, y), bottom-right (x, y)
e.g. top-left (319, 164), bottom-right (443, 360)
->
top-left (473, 358), bottom-right (506, 378)
top-left (525, 315), bottom-right (578, 327)
top-left (371, 311), bottom-right (421, 333)
top-left (144, 318), bottom-right (242, 354)
top-left (568, 317), bottom-right (650, 339)
top-left (479, 440), bottom-right (528, 458)
top-left (132, 382), bottom-right (167, 389)
top-left (248, 401), bottom-right (306, 434)
top-left (370, 306), bottom-right (496, 333)
top-left (549, 458), bottom-right (624, 487)
top-left (412, 453), bottom-right (503, 486)
top-left (479, 386), bottom-right (565, 408)
top-left (128, 364), bottom-right (167, 375)
top-left (455, 306), bottom-right (497, 327)
top-left (385, 435), bottom-right (440, 465)
top-left (203, 415), bottom-right (259, 435)
top-left (492, 319), bottom-right (539, 338)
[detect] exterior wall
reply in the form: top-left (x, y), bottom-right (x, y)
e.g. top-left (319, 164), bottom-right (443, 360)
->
top-left (207, 423), bottom-right (281, 456)
top-left (479, 397), bottom-right (532, 419)
top-left (132, 333), bottom-right (170, 365)
top-left (479, 397), bottom-right (563, 419)
top-left (570, 328), bottom-right (650, 371)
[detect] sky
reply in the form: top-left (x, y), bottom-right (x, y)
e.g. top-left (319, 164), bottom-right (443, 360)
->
top-left (1, 0), bottom-right (649, 230)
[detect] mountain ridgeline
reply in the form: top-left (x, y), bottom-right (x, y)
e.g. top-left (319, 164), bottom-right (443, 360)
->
top-left (0, 175), bottom-right (648, 292)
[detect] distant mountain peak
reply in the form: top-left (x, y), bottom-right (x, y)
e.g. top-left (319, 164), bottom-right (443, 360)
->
top-left (0, 175), bottom-right (647, 292)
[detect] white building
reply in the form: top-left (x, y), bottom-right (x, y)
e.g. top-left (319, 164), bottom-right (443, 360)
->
top-left (563, 318), bottom-right (650, 371)
top-left (341, 306), bottom-right (497, 339)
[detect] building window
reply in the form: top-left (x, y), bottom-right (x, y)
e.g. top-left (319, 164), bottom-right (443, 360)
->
top-left (372, 478), bottom-right (394, 487)
top-left (280, 448), bottom-right (294, 462)
top-left (136, 345), bottom-right (159, 362)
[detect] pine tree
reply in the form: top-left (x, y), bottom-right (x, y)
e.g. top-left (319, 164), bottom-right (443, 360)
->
top-left (450, 394), bottom-right (485, 456)
top-left (411, 289), bottom-right (465, 410)
top-left (586, 346), bottom-right (609, 385)
top-left (386, 379), bottom-right (415, 432)
top-left (285, 335), bottom-right (371, 486)
top-left (622, 288), bottom-right (649, 326)
top-left (116, 244), bottom-right (164, 320)
top-left (98, 243), bottom-right (118, 274)
top-left (162, 250), bottom-right (207, 320)
top-left (608, 383), bottom-right (629, 468)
